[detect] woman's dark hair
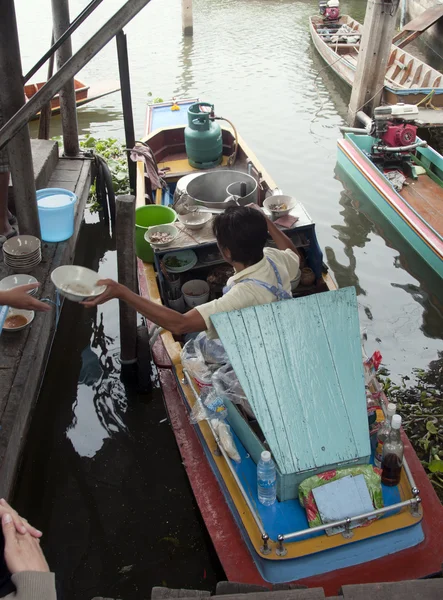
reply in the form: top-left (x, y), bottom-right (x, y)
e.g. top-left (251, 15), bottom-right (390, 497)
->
top-left (213, 206), bottom-right (268, 266)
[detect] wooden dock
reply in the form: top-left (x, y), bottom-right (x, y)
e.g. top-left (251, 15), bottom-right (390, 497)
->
top-left (0, 141), bottom-right (92, 498)
top-left (92, 578), bottom-right (443, 600)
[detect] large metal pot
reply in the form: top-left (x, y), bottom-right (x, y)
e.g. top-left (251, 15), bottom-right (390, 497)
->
top-left (186, 170), bottom-right (258, 210)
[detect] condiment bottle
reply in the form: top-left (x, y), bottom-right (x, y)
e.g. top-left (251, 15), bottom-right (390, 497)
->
top-left (374, 403), bottom-right (397, 468)
top-left (381, 414), bottom-right (404, 487)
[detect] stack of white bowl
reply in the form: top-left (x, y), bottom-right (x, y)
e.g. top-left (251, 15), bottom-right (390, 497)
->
top-left (2, 236), bottom-right (42, 273)
top-left (0, 274), bottom-right (38, 296)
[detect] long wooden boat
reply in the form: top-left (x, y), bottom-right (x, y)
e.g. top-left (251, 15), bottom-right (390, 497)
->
top-left (337, 133), bottom-right (443, 279)
top-left (25, 78), bottom-right (120, 120)
top-left (135, 99), bottom-right (443, 594)
top-left (309, 15), bottom-right (443, 107)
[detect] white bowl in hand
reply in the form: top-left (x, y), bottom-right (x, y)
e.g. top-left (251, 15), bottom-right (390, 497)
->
top-left (51, 265), bottom-right (107, 302)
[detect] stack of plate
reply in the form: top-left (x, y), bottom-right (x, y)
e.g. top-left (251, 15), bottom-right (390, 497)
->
top-left (2, 236), bottom-right (42, 273)
top-left (0, 274), bottom-right (38, 296)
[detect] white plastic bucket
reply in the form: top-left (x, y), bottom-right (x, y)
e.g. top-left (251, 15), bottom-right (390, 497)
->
top-left (36, 188), bottom-right (77, 242)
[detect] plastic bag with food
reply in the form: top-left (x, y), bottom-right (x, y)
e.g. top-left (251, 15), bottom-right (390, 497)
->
top-left (195, 332), bottom-right (229, 365)
top-left (211, 419), bottom-right (241, 463)
top-left (212, 363), bottom-right (254, 418)
top-left (181, 336), bottom-right (218, 387)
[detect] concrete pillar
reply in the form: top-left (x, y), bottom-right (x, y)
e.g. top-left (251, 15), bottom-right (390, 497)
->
top-left (182, 0), bottom-right (193, 36)
top-left (51, 0), bottom-right (80, 157)
top-left (347, 0), bottom-right (400, 126)
top-left (0, 0), bottom-right (40, 238)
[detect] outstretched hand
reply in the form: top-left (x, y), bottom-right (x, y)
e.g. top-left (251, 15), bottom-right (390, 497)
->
top-left (2, 513), bottom-right (49, 574)
top-left (0, 499), bottom-right (42, 539)
top-left (81, 279), bottom-right (122, 307)
top-left (0, 284), bottom-right (51, 312)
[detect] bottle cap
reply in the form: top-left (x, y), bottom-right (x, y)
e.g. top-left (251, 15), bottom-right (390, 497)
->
top-left (261, 451), bottom-right (271, 462)
top-left (391, 414), bottom-right (402, 429)
top-left (387, 403), bottom-right (396, 417)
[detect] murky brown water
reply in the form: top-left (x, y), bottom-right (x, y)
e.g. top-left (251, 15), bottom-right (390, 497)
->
top-left (12, 1), bottom-right (443, 598)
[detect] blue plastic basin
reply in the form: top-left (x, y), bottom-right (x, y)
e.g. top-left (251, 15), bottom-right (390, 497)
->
top-left (36, 188), bottom-right (77, 242)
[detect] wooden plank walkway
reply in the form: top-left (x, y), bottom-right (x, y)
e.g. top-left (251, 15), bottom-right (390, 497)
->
top-left (92, 579), bottom-right (443, 600)
top-left (0, 156), bottom-right (92, 498)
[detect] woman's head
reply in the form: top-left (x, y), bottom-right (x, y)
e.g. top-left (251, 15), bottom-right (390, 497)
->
top-left (213, 206), bottom-right (268, 267)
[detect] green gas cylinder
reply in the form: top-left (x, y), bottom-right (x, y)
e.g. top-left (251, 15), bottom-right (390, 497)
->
top-left (184, 102), bottom-right (223, 169)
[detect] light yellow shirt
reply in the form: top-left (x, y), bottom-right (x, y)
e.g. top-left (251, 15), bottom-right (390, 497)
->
top-left (196, 247), bottom-right (300, 338)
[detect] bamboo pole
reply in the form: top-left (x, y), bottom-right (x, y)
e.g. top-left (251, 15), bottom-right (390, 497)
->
top-left (116, 31), bottom-right (136, 194)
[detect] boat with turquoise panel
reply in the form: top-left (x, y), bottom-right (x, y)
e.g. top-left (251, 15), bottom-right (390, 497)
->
top-left (337, 131), bottom-right (443, 279)
top-left (134, 99), bottom-right (443, 594)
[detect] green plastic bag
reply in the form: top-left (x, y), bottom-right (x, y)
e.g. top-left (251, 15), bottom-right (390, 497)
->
top-left (298, 465), bottom-right (383, 528)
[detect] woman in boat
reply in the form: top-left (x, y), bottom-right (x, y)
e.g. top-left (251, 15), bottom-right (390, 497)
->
top-left (83, 206), bottom-right (301, 338)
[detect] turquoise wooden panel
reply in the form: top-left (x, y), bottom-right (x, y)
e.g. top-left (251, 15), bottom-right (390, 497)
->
top-left (211, 288), bottom-right (370, 479)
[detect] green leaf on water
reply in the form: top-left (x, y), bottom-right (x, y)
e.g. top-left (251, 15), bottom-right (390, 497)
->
top-left (428, 459), bottom-right (443, 473)
top-left (426, 421), bottom-right (438, 435)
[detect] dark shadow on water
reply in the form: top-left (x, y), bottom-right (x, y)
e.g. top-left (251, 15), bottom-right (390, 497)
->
top-left (13, 213), bottom-right (224, 600)
top-left (333, 164), bottom-right (443, 341)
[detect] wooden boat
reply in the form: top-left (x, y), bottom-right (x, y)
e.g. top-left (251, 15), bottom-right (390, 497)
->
top-left (25, 78), bottom-right (120, 120)
top-left (337, 132), bottom-right (443, 279)
top-left (309, 15), bottom-right (443, 108)
top-left (135, 99), bottom-right (443, 593)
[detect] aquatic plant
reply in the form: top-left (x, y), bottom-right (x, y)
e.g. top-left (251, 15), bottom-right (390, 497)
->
top-left (81, 135), bottom-right (130, 209)
top-left (380, 353), bottom-right (443, 502)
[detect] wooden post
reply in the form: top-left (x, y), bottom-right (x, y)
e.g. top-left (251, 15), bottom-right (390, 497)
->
top-left (38, 33), bottom-right (55, 141)
top-left (182, 0), bottom-right (193, 36)
top-left (51, 0), bottom-right (80, 157)
top-left (116, 30), bottom-right (136, 195)
top-left (347, 0), bottom-right (400, 126)
top-left (116, 195), bottom-right (137, 364)
top-left (0, 0), bottom-right (40, 238)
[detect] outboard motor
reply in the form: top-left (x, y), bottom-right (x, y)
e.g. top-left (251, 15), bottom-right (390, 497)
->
top-left (325, 0), bottom-right (340, 21)
top-left (369, 104), bottom-right (427, 179)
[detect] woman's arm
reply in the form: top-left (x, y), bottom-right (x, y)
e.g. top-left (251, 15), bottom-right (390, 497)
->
top-left (83, 280), bottom-right (207, 335)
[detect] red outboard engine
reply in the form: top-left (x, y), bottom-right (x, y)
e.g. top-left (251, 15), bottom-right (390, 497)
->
top-left (373, 104), bottom-right (418, 150)
top-left (325, 0), bottom-right (340, 21)
top-left (382, 123), bottom-right (417, 148)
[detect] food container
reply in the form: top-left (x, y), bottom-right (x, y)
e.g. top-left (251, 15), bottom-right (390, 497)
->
top-left (144, 224), bottom-right (179, 248)
top-left (168, 294), bottom-right (186, 313)
top-left (2, 308), bottom-right (35, 332)
top-left (263, 195), bottom-right (297, 220)
top-left (177, 211), bottom-right (212, 231)
top-left (51, 265), bottom-right (107, 302)
top-left (300, 267), bottom-right (316, 287)
top-left (163, 250), bottom-right (198, 273)
top-left (182, 279), bottom-right (210, 308)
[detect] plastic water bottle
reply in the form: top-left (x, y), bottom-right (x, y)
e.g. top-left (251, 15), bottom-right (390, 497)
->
top-left (257, 451), bottom-right (277, 506)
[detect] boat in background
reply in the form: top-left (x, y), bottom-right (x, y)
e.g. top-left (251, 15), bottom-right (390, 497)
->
top-left (25, 78), bottom-right (120, 120)
top-left (337, 103), bottom-right (443, 279)
top-left (309, 14), bottom-right (443, 108)
top-left (131, 99), bottom-right (443, 593)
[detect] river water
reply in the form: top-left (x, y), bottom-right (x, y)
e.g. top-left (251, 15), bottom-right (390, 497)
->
top-left (12, 1), bottom-right (443, 598)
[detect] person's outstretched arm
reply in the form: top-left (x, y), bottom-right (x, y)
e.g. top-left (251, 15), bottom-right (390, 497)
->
top-left (83, 280), bottom-right (207, 335)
